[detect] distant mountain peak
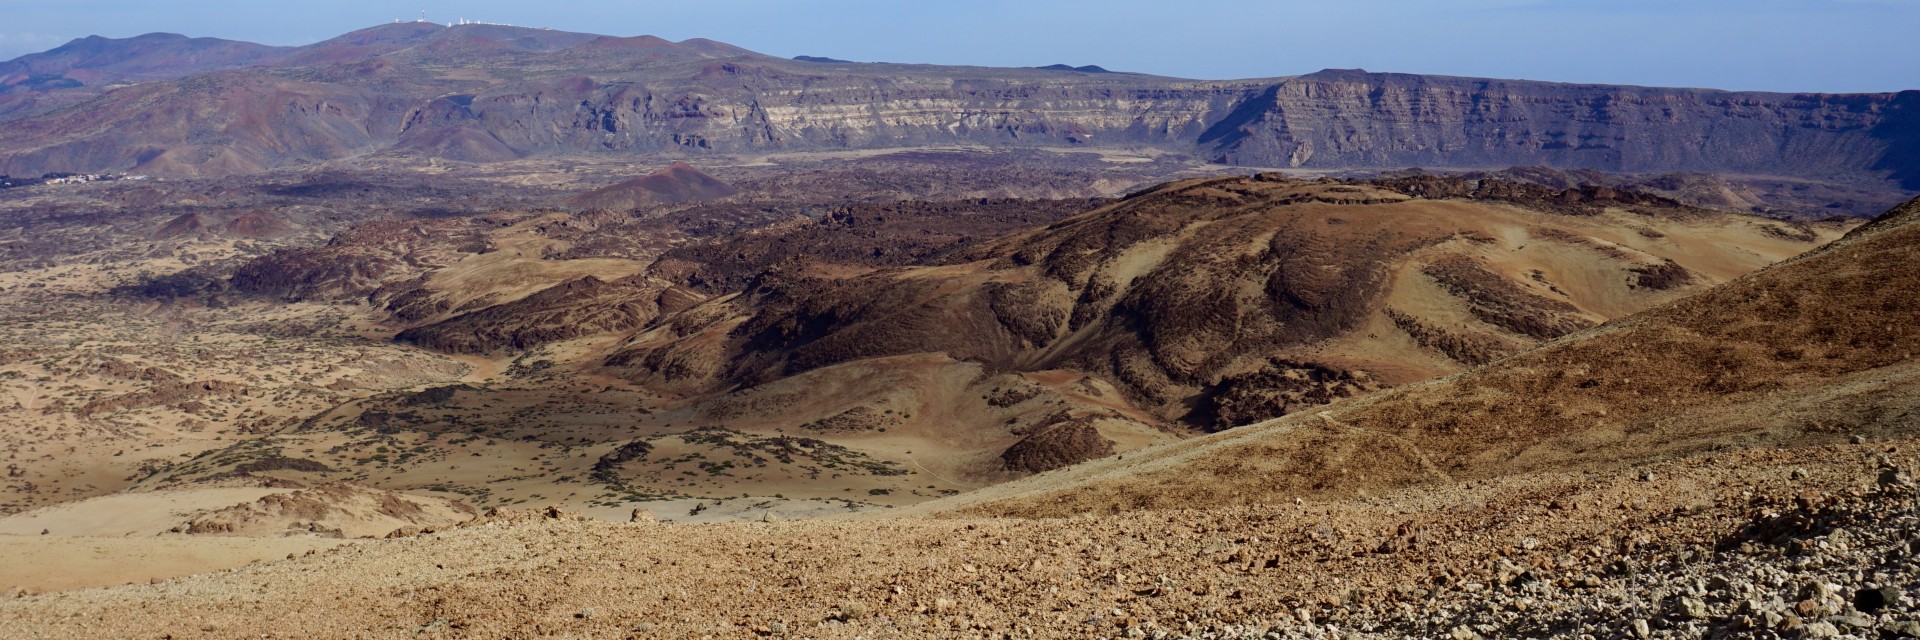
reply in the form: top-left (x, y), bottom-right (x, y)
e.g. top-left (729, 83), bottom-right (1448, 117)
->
top-left (66, 32), bottom-right (189, 45)
top-left (0, 31), bottom-right (289, 91)
top-left (320, 21), bottom-right (448, 46)
top-left (1036, 64), bottom-right (1114, 74)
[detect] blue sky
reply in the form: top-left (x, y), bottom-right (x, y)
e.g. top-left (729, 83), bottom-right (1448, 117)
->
top-left (1, 0), bottom-right (1915, 92)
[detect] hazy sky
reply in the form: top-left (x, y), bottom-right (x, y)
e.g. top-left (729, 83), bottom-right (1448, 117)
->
top-left (1, 0), bottom-right (1915, 92)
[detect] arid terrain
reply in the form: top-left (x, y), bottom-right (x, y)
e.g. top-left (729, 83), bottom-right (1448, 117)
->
top-left (0, 185), bottom-right (1913, 639)
top-left (0, 18), bottom-right (1916, 640)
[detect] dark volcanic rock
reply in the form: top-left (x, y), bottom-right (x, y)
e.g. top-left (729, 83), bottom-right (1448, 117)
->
top-left (394, 275), bottom-right (700, 354)
top-left (1200, 359), bottom-right (1380, 430)
top-left (1422, 254), bottom-right (1598, 340)
top-left (1365, 174), bottom-right (1692, 216)
top-left (232, 457), bottom-right (333, 475)
top-left (230, 218), bottom-right (492, 302)
top-left (658, 197), bottom-right (1106, 293)
top-left (1001, 417), bottom-right (1117, 473)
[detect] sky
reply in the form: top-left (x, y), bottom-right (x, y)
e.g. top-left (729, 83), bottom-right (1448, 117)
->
top-left (0, 0), bottom-right (1916, 93)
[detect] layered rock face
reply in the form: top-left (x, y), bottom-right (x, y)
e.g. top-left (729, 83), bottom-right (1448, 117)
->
top-left (393, 68), bottom-right (1917, 189)
top-left (0, 23), bottom-right (1914, 188)
top-left (390, 71), bottom-right (1247, 158)
top-left (1204, 70), bottom-right (1915, 184)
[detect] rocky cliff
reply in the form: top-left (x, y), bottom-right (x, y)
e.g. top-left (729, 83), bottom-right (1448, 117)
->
top-left (1204, 70), bottom-right (1915, 185)
top-left (0, 23), bottom-right (1913, 189)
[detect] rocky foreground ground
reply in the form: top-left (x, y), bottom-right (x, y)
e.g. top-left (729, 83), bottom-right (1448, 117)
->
top-left (0, 438), bottom-right (1911, 639)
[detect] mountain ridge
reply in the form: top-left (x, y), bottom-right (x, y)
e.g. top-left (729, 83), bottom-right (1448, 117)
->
top-left (0, 24), bottom-right (1912, 194)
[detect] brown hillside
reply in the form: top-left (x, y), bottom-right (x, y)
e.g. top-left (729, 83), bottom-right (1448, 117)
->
top-left (392, 126), bottom-right (521, 163)
top-left (394, 275), bottom-right (700, 354)
top-left (947, 196), bottom-right (1920, 517)
top-left (566, 162), bottom-right (739, 211)
top-left (611, 175), bottom-right (1854, 429)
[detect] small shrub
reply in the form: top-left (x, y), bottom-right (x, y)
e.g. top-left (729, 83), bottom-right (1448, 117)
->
top-left (836, 600), bottom-right (870, 621)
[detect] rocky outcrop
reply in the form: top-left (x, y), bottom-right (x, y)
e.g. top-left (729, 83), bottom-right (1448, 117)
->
top-left (394, 275), bottom-right (702, 354)
top-left (1199, 359), bottom-right (1380, 430)
top-left (77, 380), bottom-right (252, 417)
top-left (590, 440), bottom-right (655, 486)
top-left (1421, 254), bottom-right (1598, 341)
top-left (1000, 416), bottom-right (1117, 474)
top-left (1362, 173), bottom-right (1694, 216)
top-left (153, 210), bottom-right (291, 239)
top-left (180, 483), bottom-right (475, 538)
top-left (229, 218), bottom-right (492, 302)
